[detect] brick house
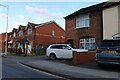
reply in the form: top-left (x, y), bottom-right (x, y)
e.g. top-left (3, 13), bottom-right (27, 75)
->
top-left (65, 2), bottom-right (120, 50)
top-left (64, 2), bottom-right (104, 50)
top-left (0, 33), bottom-right (7, 52)
top-left (8, 21), bottom-right (65, 55)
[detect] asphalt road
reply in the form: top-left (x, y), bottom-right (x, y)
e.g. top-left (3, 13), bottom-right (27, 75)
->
top-left (1, 55), bottom-right (120, 80)
top-left (2, 56), bottom-right (65, 79)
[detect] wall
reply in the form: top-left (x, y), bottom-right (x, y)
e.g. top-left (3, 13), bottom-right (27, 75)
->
top-left (0, 33), bottom-right (6, 52)
top-left (65, 17), bottom-right (77, 47)
top-left (35, 22), bottom-right (65, 46)
top-left (72, 51), bottom-right (96, 65)
top-left (103, 5), bottom-right (119, 39)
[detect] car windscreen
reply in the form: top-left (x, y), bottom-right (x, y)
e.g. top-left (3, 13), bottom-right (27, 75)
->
top-left (99, 40), bottom-right (120, 47)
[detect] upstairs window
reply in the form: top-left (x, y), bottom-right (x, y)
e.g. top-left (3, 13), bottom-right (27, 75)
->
top-left (28, 28), bottom-right (32, 35)
top-left (51, 30), bottom-right (55, 36)
top-left (13, 33), bottom-right (16, 37)
top-left (19, 30), bottom-right (23, 36)
top-left (76, 14), bottom-right (90, 28)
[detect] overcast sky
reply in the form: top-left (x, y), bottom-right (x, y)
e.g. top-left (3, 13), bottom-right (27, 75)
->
top-left (0, 0), bottom-right (107, 34)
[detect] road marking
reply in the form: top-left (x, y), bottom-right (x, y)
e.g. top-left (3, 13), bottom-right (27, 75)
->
top-left (18, 62), bottom-right (69, 80)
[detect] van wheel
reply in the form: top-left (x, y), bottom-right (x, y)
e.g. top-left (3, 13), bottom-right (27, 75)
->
top-left (50, 53), bottom-right (56, 60)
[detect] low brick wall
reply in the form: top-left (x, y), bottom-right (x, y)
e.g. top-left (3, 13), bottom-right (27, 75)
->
top-left (72, 51), bottom-right (96, 65)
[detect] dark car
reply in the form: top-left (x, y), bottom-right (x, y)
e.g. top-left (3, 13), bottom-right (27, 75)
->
top-left (96, 39), bottom-right (120, 67)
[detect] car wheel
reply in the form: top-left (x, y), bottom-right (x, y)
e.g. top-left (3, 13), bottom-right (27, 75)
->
top-left (50, 53), bottom-right (56, 60)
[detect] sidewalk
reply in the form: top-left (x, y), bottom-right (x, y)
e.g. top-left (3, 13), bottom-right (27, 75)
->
top-left (19, 60), bottom-right (119, 80)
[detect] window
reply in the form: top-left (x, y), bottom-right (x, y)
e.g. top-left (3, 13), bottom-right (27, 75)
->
top-left (51, 30), bottom-right (55, 36)
top-left (28, 28), bottom-right (32, 35)
top-left (76, 14), bottom-right (90, 28)
top-left (19, 30), bottom-right (23, 36)
top-left (13, 33), bottom-right (16, 37)
top-left (80, 38), bottom-right (95, 50)
top-left (50, 45), bottom-right (62, 49)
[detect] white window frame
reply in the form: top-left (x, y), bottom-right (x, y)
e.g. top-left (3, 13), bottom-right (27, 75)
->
top-left (13, 33), bottom-right (16, 37)
top-left (28, 28), bottom-right (32, 35)
top-left (51, 30), bottom-right (55, 36)
top-left (76, 14), bottom-right (90, 28)
top-left (80, 38), bottom-right (95, 50)
top-left (19, 30), bottom-right (23, 36)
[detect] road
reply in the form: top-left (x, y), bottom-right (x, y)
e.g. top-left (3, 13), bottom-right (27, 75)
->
top-left (2, 56), bottom-right (65, 79)
top-left (1, 55), bottom-right (120, 80)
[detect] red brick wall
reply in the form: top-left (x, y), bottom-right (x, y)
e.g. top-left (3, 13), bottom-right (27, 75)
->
top-left (35, 22), bottom-right (65, 45)
top-left (65, 17), bottom-right (77, 46)
top-left (65, 11), bottom-right (102, 48)
top-left (0, 33), bottom-right (6, 52)
top-left (72, 51), bottom-right (96, 65)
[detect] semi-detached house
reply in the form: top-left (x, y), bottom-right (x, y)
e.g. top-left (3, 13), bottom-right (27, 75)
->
top-left (65, 2), bottom-right (120, 50)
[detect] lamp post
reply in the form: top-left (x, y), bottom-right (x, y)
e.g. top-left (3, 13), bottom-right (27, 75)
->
top-left (0, 4), bottom-right (9, 55)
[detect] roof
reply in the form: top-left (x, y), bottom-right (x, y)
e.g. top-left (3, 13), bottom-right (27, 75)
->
top-left (102, 1), bottom-right (120, 8)
top-left (64, 2), bottom-right (120, 19)
top-left (17, 25), bottom-right (26, 32)
top-left (35, 20), bottom-right (65, 32)
top-left (64, 2), bottom-right (105, 19)
top-left (28, 22), bottom-right (39, 27)
top-left (25, 22), bottom-right (40, 30)
top-left (12, 28), bottom-right (17, 33)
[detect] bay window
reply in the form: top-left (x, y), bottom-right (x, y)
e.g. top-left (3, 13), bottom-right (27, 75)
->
top-left (80, 38), bottom-right (95, 50)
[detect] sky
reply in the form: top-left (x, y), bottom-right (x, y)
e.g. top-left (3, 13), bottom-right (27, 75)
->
top-left (0, 0), bottom-right (107, 34)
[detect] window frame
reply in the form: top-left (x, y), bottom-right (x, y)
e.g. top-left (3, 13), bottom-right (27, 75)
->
top-left (76, 14), bottom-right (90, 29)
top-left (19, 30), bottom-right (23, 36)
top-left (80, 38), bottom-right (95, 50)
top-left (51, 30), bottom-right (55, 36)
top-left (13, 33), bottom-right (16, 37)
top-left (28, 28), bottom-right (32, 35)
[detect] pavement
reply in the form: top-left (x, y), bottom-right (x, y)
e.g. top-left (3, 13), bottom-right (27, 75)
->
top-left (19, 59), bottom-right (120, 80)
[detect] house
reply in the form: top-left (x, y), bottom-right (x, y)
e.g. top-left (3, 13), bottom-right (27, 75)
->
top-left (65, 2), bottom-right (120, 50)
top-left (102, 2), bottom-right (120, 39)
top-left (0, 33), bottom-right (7, 53)
top-left (64, 2), bottom-right (104, 50)
top-left (8, 21), bottom-right (65, 55)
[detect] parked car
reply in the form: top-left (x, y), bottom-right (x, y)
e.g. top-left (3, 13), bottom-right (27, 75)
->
top-left (46, 44), bottom-right (88, 60)
top-left (96, 39), bottom-right (120, 67)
